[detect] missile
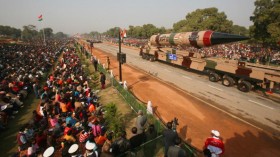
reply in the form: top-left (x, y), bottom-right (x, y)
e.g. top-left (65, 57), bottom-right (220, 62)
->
top-left (150, 30), bottom-right (249, 48)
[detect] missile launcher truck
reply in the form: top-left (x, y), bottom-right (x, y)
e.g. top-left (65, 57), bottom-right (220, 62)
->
top-left (140, 30), bottom-right (280, 93)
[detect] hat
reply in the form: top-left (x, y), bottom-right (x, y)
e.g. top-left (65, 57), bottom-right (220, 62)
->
top-left (211, 130), bottom-right (220, 137)
top-left (85, 141), bottom-right (97, 150)
top-left (68, 144), bottom-right (79, 154)
top-left (43, 146), bottom-right (54, 157)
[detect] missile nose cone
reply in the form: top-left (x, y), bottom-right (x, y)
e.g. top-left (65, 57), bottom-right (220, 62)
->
top-left (211, 32), bottom-right (249, 45)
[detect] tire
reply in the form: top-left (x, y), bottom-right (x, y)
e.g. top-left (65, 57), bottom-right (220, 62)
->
top-left (238, 81), bottom-right (251, 92)
top-left (142, 54), bottom-right (146, 59)
top-left (222, 76), bottom-right (235, 87)
top-left (209, 73), bottom-right (220, 82)
top-left (150, 56), bottom-right (155, 61)
top-left (145, 55), bottom-right (150, 60)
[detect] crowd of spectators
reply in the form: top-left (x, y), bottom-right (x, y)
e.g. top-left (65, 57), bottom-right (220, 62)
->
top-left (1, 40), bottom-right (166, 157)
top-left (0, 40), bottom-right (64, 131)
top-left (182, 43), bottom-right (280, 65)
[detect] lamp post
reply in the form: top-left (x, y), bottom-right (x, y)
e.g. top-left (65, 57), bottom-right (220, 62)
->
top-left (118, 27), bottom-right (122, 82)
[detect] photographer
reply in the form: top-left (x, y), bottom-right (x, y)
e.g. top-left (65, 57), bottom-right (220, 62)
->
top-left (163, 121), bottom-right (178, 157)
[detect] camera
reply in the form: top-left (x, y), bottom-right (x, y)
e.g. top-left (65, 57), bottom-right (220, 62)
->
top-left (171, 117), bottom-right (179, 131)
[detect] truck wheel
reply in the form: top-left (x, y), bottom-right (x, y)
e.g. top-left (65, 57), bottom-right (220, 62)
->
top-left (209, 73), bottom-right (220, 82)
top-left (142, 54), bottom-right (146, 59)
top-left (150, 56), bottom-right (155, 61)
top-left (146, 55), bottom-right (150, 60)
top-left (238, 81), bottom-right (251, 92)
top-left (222, 76), bottom-right (235, 87)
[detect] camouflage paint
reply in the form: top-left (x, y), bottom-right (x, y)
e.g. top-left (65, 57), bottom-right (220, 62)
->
top-left (182, 57), bottom-right (192, 68)
top-left (189, 32), bottom-right (199, 48)
top-left (236, 67), bottom-right (252, 77)
top-left (169, 33), bottom-right (176, 46)
top-left (155, 35), bottom-right (161, 46)
top-left (205, 60), bottom-right (218, 69)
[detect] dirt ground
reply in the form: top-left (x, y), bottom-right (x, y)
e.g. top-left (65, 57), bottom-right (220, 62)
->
top-left (81, 41), bottom-right (280, 157)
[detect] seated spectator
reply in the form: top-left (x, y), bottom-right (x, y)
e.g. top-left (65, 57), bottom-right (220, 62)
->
top-left (49, 114), bottom-right (58, 128)
top-left (129, 127), bottom-right (145, 149)
top-left (95, 131), bottom-right (107, 147)
top-left (79, 127), bottom-right (91, 143)
top-left (84, 141), bottom-right (98, 157)
top-left (64, 130), bottom-right (76, 143)
top-left (101, 134), bottom-right (113, 157)
top-left (111, 131), bottom-right (130, 156)
top-left (66, 112), bottom-right (77, 126)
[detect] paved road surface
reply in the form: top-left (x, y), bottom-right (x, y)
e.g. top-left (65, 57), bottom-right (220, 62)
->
top-left (80, 41), bottom-right (280, 157)
top-left (95, 43), bottom-right (280, 134)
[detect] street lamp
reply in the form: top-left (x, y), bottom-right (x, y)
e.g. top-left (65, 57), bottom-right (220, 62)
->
top-left (118, 27), bottom-right (122, 82)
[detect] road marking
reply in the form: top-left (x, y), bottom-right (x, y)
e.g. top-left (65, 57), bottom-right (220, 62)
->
top-left (186, 92), bottom-right (264, 131)
top-left (164, 69), bottom-right (171, 72)
top-left (208, 85), bottom-right (223, 91)
top-left (248, 100), bottom-right (274, 110)
top-left (182, 75), bottom-right (192, 80)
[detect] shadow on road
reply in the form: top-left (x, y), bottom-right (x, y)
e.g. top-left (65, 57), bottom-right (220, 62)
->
top-left (224, 130), bottom-right (280, 157)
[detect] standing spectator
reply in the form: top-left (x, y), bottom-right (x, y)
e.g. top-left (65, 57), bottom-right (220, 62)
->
top-left (167, 137), bottom-right (187, 157)
top-left (93, 58), bottom-right (98, 72)
top-left (163, 122), bottom-right (178, 157)
top-left (106, 56), bottom-right (110, 71)
top-left (33, 82), bottom-right (40, 98)
top-left (145, 124), bottom-right (157, 142)
top-left (136, 110), bottom-right (147, 134)
top-left (100, 72), bottom-right (106, 89)
top-left (203, 130), bottom-right (225, 157)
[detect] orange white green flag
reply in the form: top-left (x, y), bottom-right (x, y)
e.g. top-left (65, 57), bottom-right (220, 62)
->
top-left (38, 14), bottom-right (43, 21)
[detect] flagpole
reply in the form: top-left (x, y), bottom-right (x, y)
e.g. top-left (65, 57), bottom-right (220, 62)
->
top-left (38, 14), bottom-right (46, 45)
top-left (42, 27), bottom-right (46, 45)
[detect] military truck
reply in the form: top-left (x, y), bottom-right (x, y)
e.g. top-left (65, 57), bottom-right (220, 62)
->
top-left (140, 31), bottom-right (280, 93)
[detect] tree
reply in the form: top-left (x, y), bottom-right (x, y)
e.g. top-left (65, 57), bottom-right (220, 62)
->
top-left (173, 7), bottom-right (233, 33)
top-left (0, 25), bottom-right (21, 39)
top-left (104, 27), bottom-right (119, 38)
top-left (54, 32), bottom-right (68, 39)
top-left (40, 27), bottom-right (53, 39)
top-left (250, 0), bottom-right (280, 45)
top-left (232, 25), bottom-right (249, 36)
top-left (106, 24), bottom-right (167, 39)
top-left (21, 25), bottom-right (38, 41)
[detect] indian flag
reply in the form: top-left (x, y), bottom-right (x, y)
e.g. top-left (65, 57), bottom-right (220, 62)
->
top-left (38, 14), bottom-right (43, 21)
top-left (120, 28), bottom-right (127, 39)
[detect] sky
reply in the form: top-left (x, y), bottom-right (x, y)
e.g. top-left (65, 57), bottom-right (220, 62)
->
top-left (0, 0), bottom-right (255, 35)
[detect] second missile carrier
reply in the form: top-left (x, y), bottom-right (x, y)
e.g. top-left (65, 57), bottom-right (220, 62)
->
top-left (140, 30), bottom-right (280, 93)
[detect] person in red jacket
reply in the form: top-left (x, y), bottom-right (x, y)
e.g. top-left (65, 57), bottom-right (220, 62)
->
top-left (203, 130), bottom-right (225, 157)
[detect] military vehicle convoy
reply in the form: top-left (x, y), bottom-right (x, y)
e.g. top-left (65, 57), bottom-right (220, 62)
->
top-left (140, 30), bottom-right (280, 93)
